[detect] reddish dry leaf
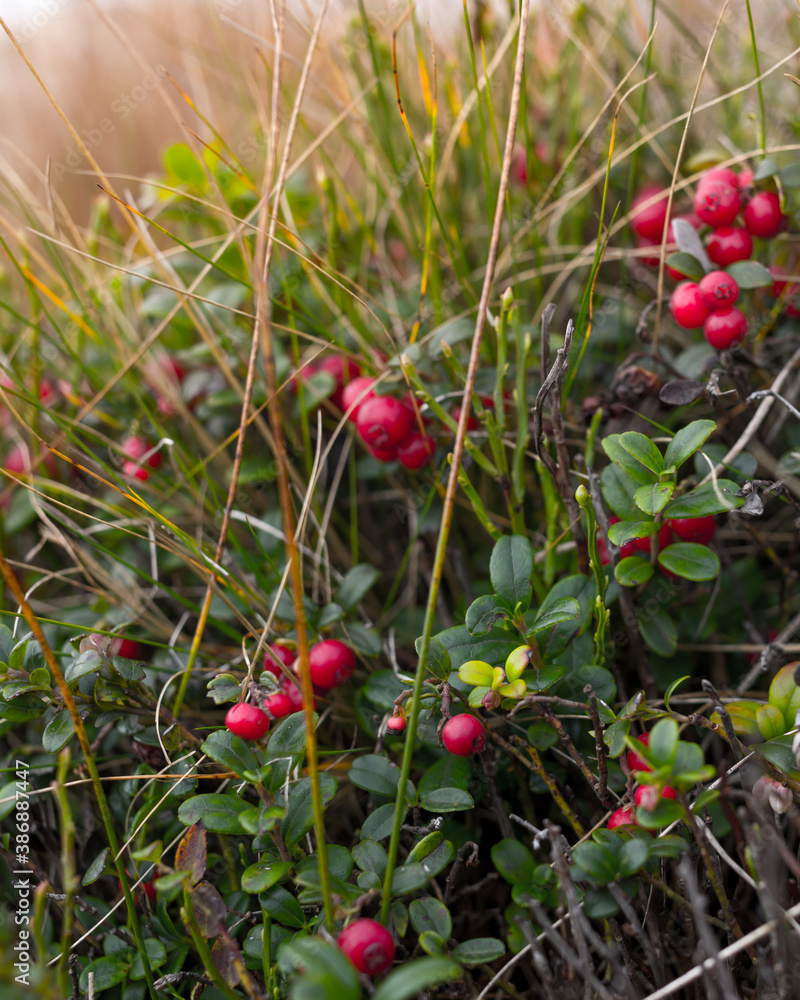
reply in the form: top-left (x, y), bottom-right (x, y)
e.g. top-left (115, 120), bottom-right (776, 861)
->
top-left (175, 820), bottom-right (207, 886)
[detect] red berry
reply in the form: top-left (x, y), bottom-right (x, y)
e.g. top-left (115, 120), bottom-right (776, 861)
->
top-left (308, 639), bottom-right (356, 689)
top-left (632, 524), bottom-right (671, 555)
top-left (342, 376), bottom-right (376, 419)
top-left (743, 191), bottom-right (784, 239)
top-left (608, 806), bottom-right (638, 831)
top-left (451, 405), bottom-right (480, 431)
top-left (706, 227), bottom-right (753, 267)
top-left (667, 516), bottom-right (715, 545)
top-left (4, 446), bottom-right (29, 475)
top-left (442, 714), bottom-right (486, 756)
top-left (511, 143), bottom-right (527, 186)
top-left (122, 437), bottom-right (162, 480)
top-left (356, 396), bottom-right (414, 450)
top-left (697, 270), bottom-right (739, 311)
top-left (338, 918), bottom-right (395, 976)
top-left (262, 691), bottom-right (295, 720)
top-left (110, 637), bottom-right (142, 659)
top-left (264, 642), bottom-right (296, 677)
top-left (738, 168), bottom-right (754, 189)
top-left (704, 307), bottom-right (747, 350)
top-left (627, 733), bottom-right (652, 773)
top-left (386, 714), bottom-right (407, 733)
top-left (280, 677), bottom-right (309, 713)
top-left (317, 356), bottom-right (361, 410)
top-left (634, 784), bottom-right (677, 810)
top-left (630, 185), bottom-right (669, 241)
top-left (225, 702), bottom-right (270, 740)
top-left (694, 178), bottom-right (741, 227)
top-left (397, 432), bottom-right (435, 470)
top-left (365, 442), bottom-right (399, 463)
top-left (698, 167), bottom-right (740, 190)
top-left (670, 282), bottom-right (710, 329)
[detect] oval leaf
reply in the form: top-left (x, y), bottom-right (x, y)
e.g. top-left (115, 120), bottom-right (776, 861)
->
top-left (658, 543), bottom-right (720, 581)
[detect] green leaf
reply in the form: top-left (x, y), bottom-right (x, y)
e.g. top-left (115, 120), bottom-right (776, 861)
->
top-left (779, 162), bottom-right (800, 187)
top-left (602, 434), bottom-right (659, 485)
top-left (283, 937), bottom-right (361, 1000)
top-left (362, 802), bottom-right (404, 841)
top-left (241, 859), bottom-right (293, 893)
top-left (282, 773), bottom-right (337, 846)
top-left (336, 564), bottom-right (381, 612)
top-left (260, 885), bottom-right (307, 928)
top-left (452, 938), bottom-right (505, 966)
top-left (130, 938), bottom-right (166, 980)
top-left (391, 862), bottom-right (430, 895)
top-left (409, 897), bottom-right (452, 940)
top-left (529, 597), bottom-right (580, 633)
top-left (757, 704), bottom-right (786, 741)
top-left (458, 659), bottom-right (494, 686)
top-left (636, 799), bottom-right (685, 829)
top-left (42, 712), bottom-right (76, 753)
top-left (649, 835), bottom-right (690, 858)
top-left (418, 755), bottom-right (473, 795)
top-left (658, 543), bottom-right (720, 581)
top-left (649, 719), bottom-right (679, 767)
top-left (663, 480), bottom-right (745, 518)
top-left (419, 931), bottom-right (445, 955)
top-left (754, 734), bottom-right (797, 776)
top-left (600, 463), bottom-right (640, 519)
top-left (490, 535), bottom-right (533, 609)
top-left (583, 887), bottom-right (620, 919)
top-left (349, 755), bottom-right (411, 799)
top-left (664, 675), bottom-right (690, 711)
top-left (637, 607), bottom-right (677, 657)
top-left (713, 700), bottom-right (762, 738)
top-left (665, 252), bottom-right (705, 281)
top-left (618, 432), bottom-right (665, 475)
top-left (178, 794), bottom-right (250, 834)
top-left (164, 142), bottom-right (206, 188)
top-left (407, 831), bottom-right (443, 865)
top-left (418, 636), bottom-right (452, 681)
top-left (79, 957), bottom-right (130, 992)
top-left (64, 649), bottom-right (103, 684)
top-left (491, 838), bottom-right (533, 884)
top-left (371, 957), bottom-right (462, 1000)
top-left (525, 663), bottom-right (567, 693)
top-left (417, 839), bottom-right (453, 877)
top-left (754, 157), bottom-right (778, 181)
top-left (615, 556), bottom-right (654, 587)
top-left (608, 521), bottom-right (659, 545)
top-left (726, 260), bottom-right (774, 289)
top-left (352, 840), bottom-right (388, 877)
top-left (201, 730), bottom-right (259, 779)
top-left (266, 712), bottom-right (313, 758)
top-left (618, 837), bottom-right (650, 876)
top-left (433, 625), bottom-right (519, 671)
top-left (663, 420), bottom-right (716, 470)
top-left (82, 848), bottom-right (111, 887)
top-left (634, 482), bottom-right (675, 515)
top-left (419, 787), bottom-right (473, 812)
top-left (768, 664), bottom-right (800, 721)
top-left (572, 842), bottom-right (619, 884)
top-left (465, 595), bottom-right (510, 636)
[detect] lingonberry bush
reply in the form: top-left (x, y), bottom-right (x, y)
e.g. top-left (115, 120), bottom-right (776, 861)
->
top-left (1, 2), bottom-right (800, 999)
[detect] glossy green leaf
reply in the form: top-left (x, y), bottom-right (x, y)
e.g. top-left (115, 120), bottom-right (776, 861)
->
top-left (42, 712), bottom-right (76, 753)
top-left (768, 664), bottom-right (800, 722)
top-left (600, 463), bottom-right (641, 519)
top-left (419, 787), bottom-right (473, 812)
top-left (490, 535), bottom-right (533, 609)
top-left (615, 556), bottom-right (654, 587)
top-left (608, 520), bottom-right (659, 545)
top-left (241, 859), bottom-right (293, 893)
top-left (662, 480), bottom-right (745, 518)
top-left (336, 564), bottom-right (381, 612)
top-left (349, 754), bottom-right (404, 798)
top-left (353, 840), bottom-right (388, 877)
top-left (665, 251), bottom-right (705, 281)
top-left (452, 938), bottom-right (505, 966)
top-left (618, 837), bottom-right (650, 876)
top-left (410, 897), bottom-right (452, 940)
top-left (281, 773), bottom-right (337, 846)
top-left (465, 595), bottom-right (510, 636)
top-left (418, 755), bottom-right (472, 795)
top-left (726, 260), bottom-right (773, 289)
top-left (362, 802), bottom-right (405, 841)
top-left (201, 730), bottom-right (259, 779)
top-left (371, 957), bottom-right (462, 1000)
top-left (178, 794), bottom-right (250, 834)
top-left (636, 798), bottom-right (685, 829)
top-left (528, 597), bottom-right (580, 633)
top-left (757, 704), bottom-right (786, 741)
top-left (458, 659), bottom-right (494, 686)
top-left (637, 606), bottom-right (677, 657)
top-left (602, 434), bottom-right (659, 485)
top-left (572, 841), bottom-right (618, 884)
top-left (634, 482), bottom-right (675, 515)
top-left (663, 420), bottom-right (716, 470)
top-left (619, 432), bottom-right (665, 474)
top-left (648, 718), bottom-right (679, 766)
top-left (658, 543), bottom-right (720, 581)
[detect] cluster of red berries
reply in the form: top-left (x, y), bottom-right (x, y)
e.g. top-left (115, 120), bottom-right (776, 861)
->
top-left (121, 435), bottom-right (163, 482)
top-left (598, 515), bottom-right (715, 577)
top-left (608, 733), bottom-right (677, 832)
top-left (632, 167), bottom-right (791, 351)
top-left (225, 638), bottom-right (356, 741)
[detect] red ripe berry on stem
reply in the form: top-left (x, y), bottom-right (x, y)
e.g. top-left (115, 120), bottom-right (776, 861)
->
top-left (442, 714), bottom-right (486, 756)
top-left (608, 805), bottom-right (638, 831)
top-left (630, 186), bottom-right (669, 241)
top-left (386, 713), bottom-right (407, 734)
top-left (342, 376), bottom-right (376, 420)
top-left (262, 690), bottom-right (295, 720)
top-left (627, 733), bottom-right (652, 773)
top-left (280, 677), bottom-right (310, 713)
top-left (397, 431), bottom-right (435, 470)
top-left (698, 167), bottom-right (739, 190)
top-left (337, 918), bottom-right (395, 976)
top-left (264, 642), bottom-right (296, 678)
top-left (743, 191), bottom-right (785, 239)
top-left (694, 178), bottom-right (741, 227)
top-left (110, 637), bottom-right (142, 660)
top-left (634, 784), bottom-right (677, 811)
top-left (667, 516), bottom-right (715, 545)
top-left (670, 282), bottom-right (710, 329)
top-left (356, 395), bottom-right (414, 450)
top-left (697, 270), bottom-right (739, 311)
top-left (308, 639), bottom-right (356, 689)
top-left (225, 702), bottom-right (270, 740)
top-left (706, 226), bottom-right (753, 267)
top-left (704, 307), bottom-right (747, 350)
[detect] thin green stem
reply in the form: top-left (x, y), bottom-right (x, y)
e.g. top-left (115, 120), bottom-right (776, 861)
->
top-left (744, 0), bottom-right (766, 158)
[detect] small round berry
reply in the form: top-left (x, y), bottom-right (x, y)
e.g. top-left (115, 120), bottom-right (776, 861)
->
top-left (627, 733), bottom-right (652, 773)
top-left (634, 784), bottom-right (677, 811)
top-left (365, 442), bottom-right (398, 462)
top-left (122, 437), bottom-right (162, 481)
top-left (743, 191), bottom-right (785, 239)
top-left (442, 714), bottom-right (486, 756)
top-left (630, 185), bottom-right (669, 241)
top-left (397, 431), bottom-right (435, 470)
top-left (386, 714), bottom-right (407, 734)
top-left (697, 270), bottom-right (739, 311)
top-left (341, 376), bottom-right (376, 419)
top-left (738, 168), bottom-right (755, 189)
top-left (694, 178), bottom-right (741, 227)
top-left (316, 356), bottom-right (361, 410)
top-left (706, 226), bottom-right (753, 267)
top-left (703, 307), bottom-right (747, 350)
top-left (451, 404), bottom-right (480, 431)
top-left (670, 282), bottom-right (710, 329)
top-left (280, 677), bottom-right (309, 713)
top-left (667, 516), bottom-right (715, 545)
top-left (698, 167), bottom-right (740, 190)
top-left (110, 637), bottom-right (142, 659)
top-left (608, 806), bottom-right (638, 831)
top-left (264, 642), bottom-right (296, 678)
top-left (262, 691), bottom-right (295, 720)
top-left (356, 396), bottom-right (414, 450)
top-left (337, 918), bottom-right (395, 976)
top-left (225, 702), bottom-right (270, 740)
top-left (308, 639), bottom-right (356, 689)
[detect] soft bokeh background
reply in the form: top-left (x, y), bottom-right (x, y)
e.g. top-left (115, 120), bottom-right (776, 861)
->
top-left (0, 0), bottom-right (796, 219)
